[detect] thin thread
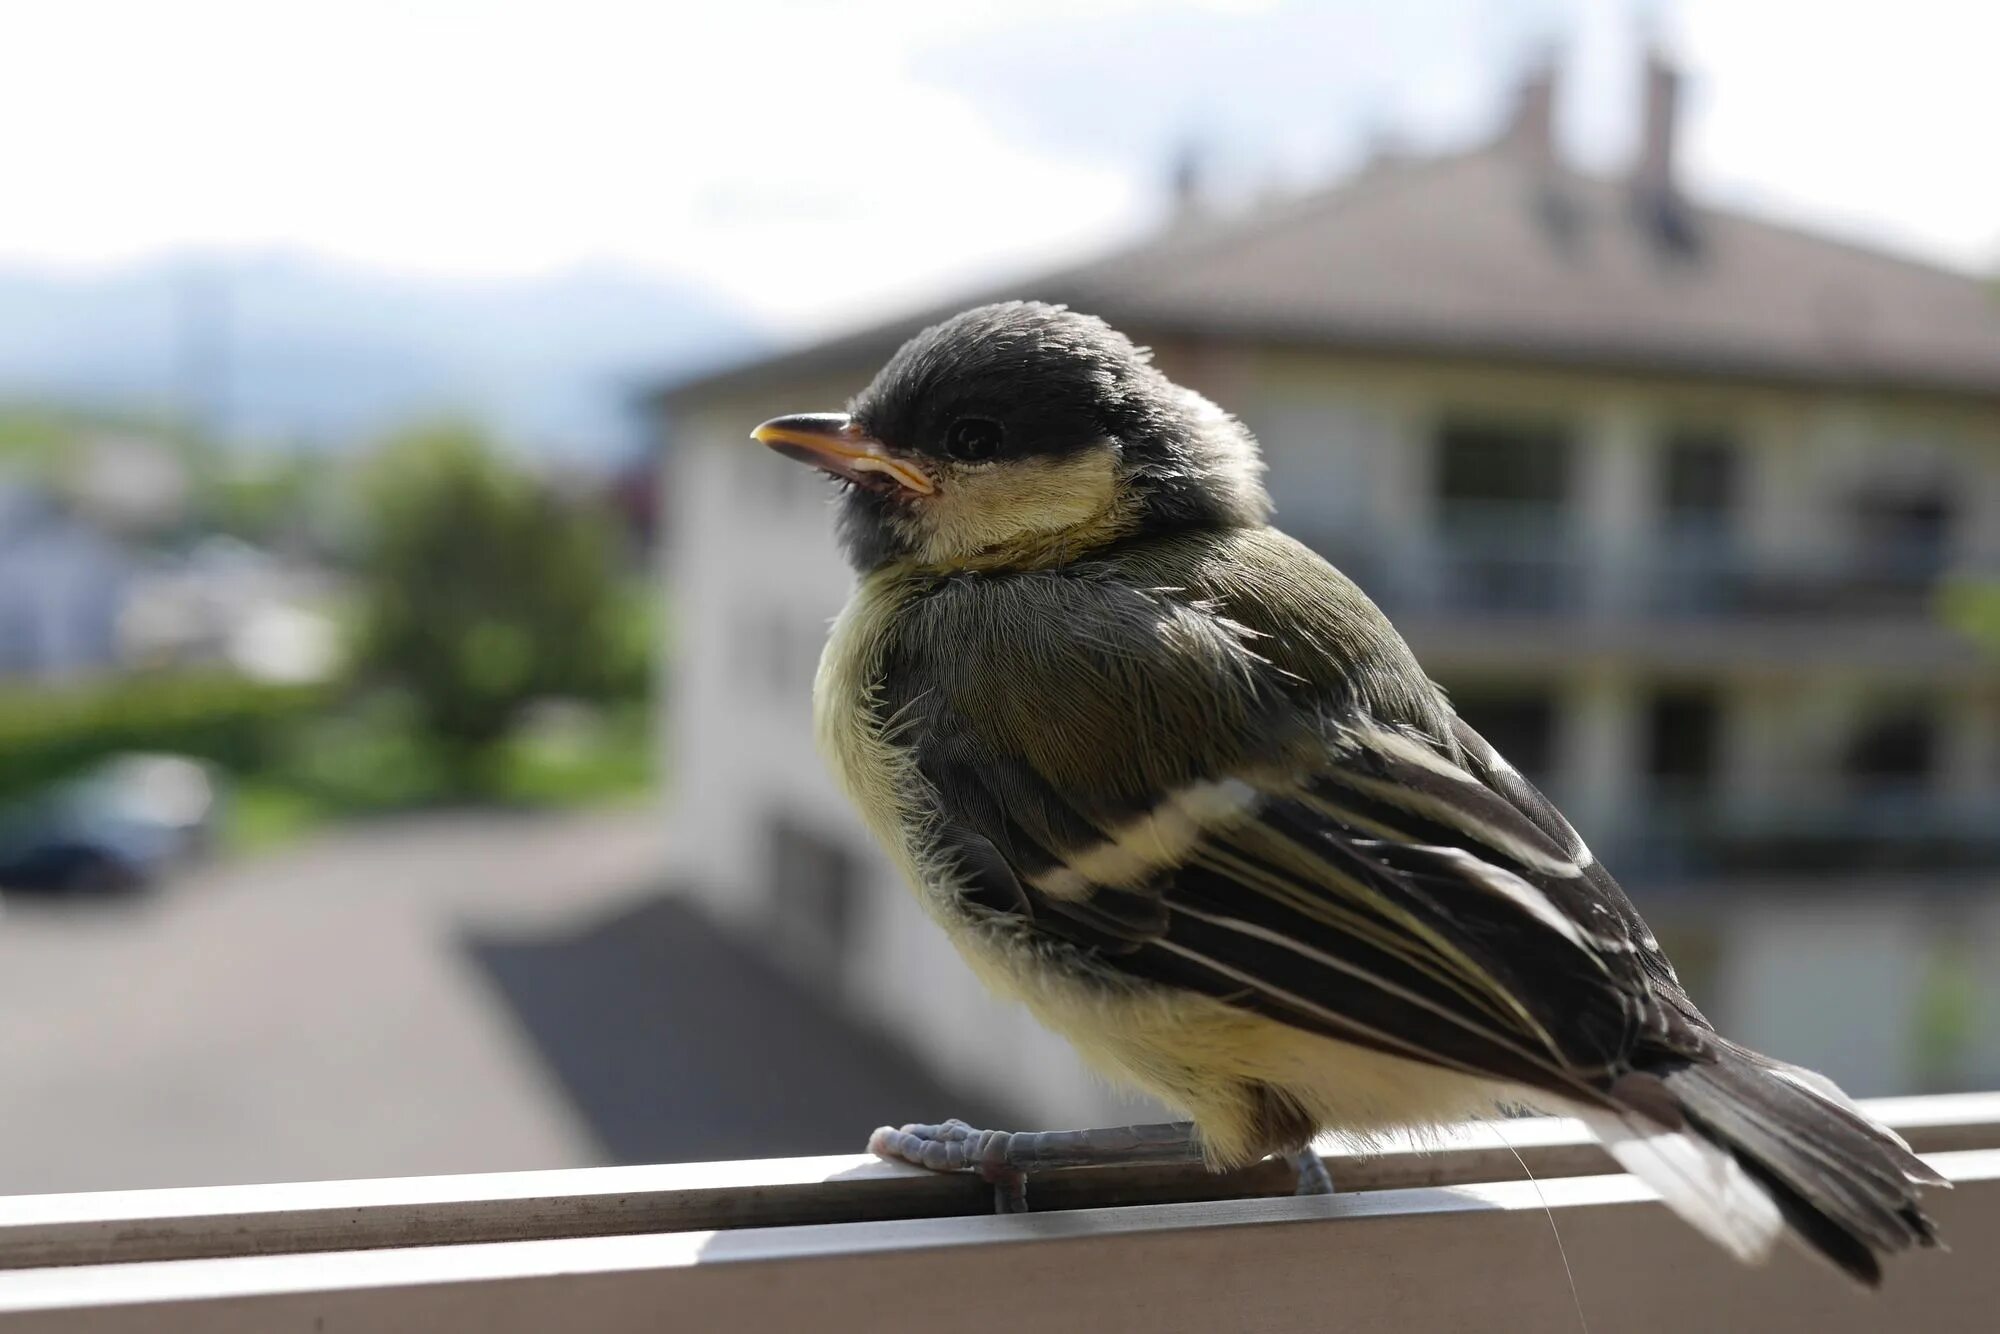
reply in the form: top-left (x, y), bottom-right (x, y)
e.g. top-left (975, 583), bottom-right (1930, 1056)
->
top-left (1487, 1122), bottom-right (1589, 1334)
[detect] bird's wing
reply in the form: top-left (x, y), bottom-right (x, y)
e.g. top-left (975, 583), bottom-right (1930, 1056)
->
top-left (882, 544), bottom-right (1707, 1104)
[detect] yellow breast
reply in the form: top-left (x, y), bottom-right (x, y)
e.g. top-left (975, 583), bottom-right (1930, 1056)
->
top-left (813, 568), bottom-right (940, 896)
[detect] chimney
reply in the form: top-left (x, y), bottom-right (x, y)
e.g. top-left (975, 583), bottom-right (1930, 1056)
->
top-left (1168, 139), bottom-right (1204, 219)
top-left (1504, 56), bottom-right (1583, 250)
top-left (1502, 58), bottom-right (1558, 167)
top-left (1632, 47), bottom-right (1698, 253)
top-left (1635, 49), bottom-right (1680, 201)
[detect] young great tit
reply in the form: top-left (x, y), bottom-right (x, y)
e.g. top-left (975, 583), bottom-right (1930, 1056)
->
top-left (751, 301), bottom-right (1941, 1284)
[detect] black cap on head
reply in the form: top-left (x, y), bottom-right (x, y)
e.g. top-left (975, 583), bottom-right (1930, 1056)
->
top-left (850, 302), bottom-right (1182, 469)
top-left (765, 302), bottom-right (1270, 570)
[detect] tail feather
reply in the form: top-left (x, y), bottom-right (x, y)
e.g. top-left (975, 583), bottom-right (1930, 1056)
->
top-left (1724, 1044), bottom-right (1947, 1187)
top-left (1595, 1045), bottom-right (1942, 1286)
top-left (1576, 1104), bottom-right (1785, 1266)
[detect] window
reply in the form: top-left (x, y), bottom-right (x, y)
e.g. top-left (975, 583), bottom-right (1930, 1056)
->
top-left (1448, 686), bottom-right (1558, 787)
top-left (1433, 416), bottom-right (1575, 611)
top-left (1435, 415), bottom-right (1572, 512)
top-left (1653, 430), bottom-right (1739, 613)
top-left (1851, 487), bottom-right (1953, 587)
top-left (1645, 688), bottom-right (1721, 797)
top-left (1658, 428), bottom-right (1737, 533)
top-left (1845, 702), bottom-right (1937, 791)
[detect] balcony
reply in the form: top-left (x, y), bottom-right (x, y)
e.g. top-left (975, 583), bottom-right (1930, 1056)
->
top-left (1, 1093), bottom-right (1994, 1331)
top-left (1609, 797), bottom-right (2000, 881)
top-left (1308, 516), bottom-right (1980, 628)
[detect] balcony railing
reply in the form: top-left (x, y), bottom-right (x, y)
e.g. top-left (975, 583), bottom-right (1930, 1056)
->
top-left (1, 1093), bottom-right (1995, 1331)
top-left (1607, 797), bottom-right (2000, 880)
top-left (1304, 517), bottom-right (1979, 624)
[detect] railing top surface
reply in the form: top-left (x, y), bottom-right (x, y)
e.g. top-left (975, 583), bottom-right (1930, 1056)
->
top-left (0, 1091), bottom-right (1992, 1273)
top-left (0, 1093), bottom-right (1992, 1333)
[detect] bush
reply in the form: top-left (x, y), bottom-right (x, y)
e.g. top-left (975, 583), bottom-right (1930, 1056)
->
top-left (349, 424), bottom-right (643, 787)
top-left (0, 674), bottom-right (324, 801)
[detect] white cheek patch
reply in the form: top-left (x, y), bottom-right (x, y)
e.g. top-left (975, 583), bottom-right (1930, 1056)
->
top-left (916, 448), bottom-right (1124, 566)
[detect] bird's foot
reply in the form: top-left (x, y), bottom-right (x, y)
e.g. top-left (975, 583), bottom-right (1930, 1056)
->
top-left (867, 1119), bottom-right (1029, 1213)
top-left (1284, 1146), bottom-right (1335, 1196)
top-left (868, 1118), bottom-right (1203, 1215)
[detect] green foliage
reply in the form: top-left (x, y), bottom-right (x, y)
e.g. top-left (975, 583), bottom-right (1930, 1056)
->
top-left (0, 405), bottom-right (78, 476)
top-left (1, 415), bottom-right (658, 850)
top-left (224, 781), bottom-right (331, 854)
top-left (275, 691), bottom-right (455, 812)
top-left (484, 702), bottom-right (656, 806)
top-left (202, 452), bottom-right (346, 548)
top-left (1939, 577), bottom-right (2000, 654)
top-left (349, 423), bottom-right (644, 786)
top-left (0, 402), bottom-right (210, 492)
top-left (219, 695), bottom-right (655, 851)
top-left (0, 674), bottom-right (323, 802)
top-left (1911, 938), bottom-right (1979, 1092)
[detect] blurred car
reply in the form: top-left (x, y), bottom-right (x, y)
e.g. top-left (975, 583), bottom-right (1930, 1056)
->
top-left (0, 754), bottom-right (219, 895)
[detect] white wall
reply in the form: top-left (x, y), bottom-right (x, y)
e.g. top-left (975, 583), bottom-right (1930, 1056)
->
top-left (660, 394), bottom-right (1155, 1126)
top-left (1714, 895), bottom-right (1934, 1096)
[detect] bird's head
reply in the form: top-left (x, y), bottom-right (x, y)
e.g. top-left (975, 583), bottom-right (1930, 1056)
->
top-left (753, 301), bottom-right (1270, 572)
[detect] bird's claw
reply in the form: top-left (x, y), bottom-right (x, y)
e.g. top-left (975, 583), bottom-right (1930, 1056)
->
top-left (869, 1118), bottom-right (1031, 1213)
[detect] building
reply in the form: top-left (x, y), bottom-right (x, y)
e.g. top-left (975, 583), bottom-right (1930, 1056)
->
top-left (118, 538), bottom-right (342, 685)
top-left (652, 56), bottom-right (2000, 1121)
top-left (0, 481), bottom-right (134, 681)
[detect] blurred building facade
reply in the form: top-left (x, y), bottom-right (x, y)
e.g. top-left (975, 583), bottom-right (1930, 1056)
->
top-left (655, 56), bottom-right (2000, 1119)
top-left (0, 481), bottom-right (135, 680)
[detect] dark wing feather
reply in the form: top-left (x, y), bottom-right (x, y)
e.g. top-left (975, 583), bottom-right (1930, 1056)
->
top-left (882, 551), bottom-right (1707, 1107)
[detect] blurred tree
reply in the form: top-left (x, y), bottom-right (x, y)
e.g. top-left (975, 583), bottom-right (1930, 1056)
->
top-left (351, 423), bottom-right (638, 788)
top-left (203, 453), bottom-right (344, 551)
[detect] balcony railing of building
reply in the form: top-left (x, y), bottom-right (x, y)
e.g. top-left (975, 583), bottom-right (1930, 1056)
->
top-left (1, 1092), bottom-right (1995, 1332)
top-left (1302, 513), bottom-right (1985, 624)
top-left (1606, 797), bottom-right (2000, 881)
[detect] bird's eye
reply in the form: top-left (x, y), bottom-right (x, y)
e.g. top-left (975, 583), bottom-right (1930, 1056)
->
top-left (944, 417), bottom-right (1003, 462)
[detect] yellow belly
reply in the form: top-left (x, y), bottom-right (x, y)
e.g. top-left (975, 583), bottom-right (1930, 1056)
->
top-left (956, 931), bottom-right (1522, 1167)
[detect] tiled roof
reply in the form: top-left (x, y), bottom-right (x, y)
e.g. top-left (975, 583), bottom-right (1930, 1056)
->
top-left (662, 144), bottom-right (2000, 405)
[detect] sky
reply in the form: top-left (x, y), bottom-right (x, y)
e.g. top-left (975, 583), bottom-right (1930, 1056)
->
top-left (3, 0), bottom-right (1996, 335)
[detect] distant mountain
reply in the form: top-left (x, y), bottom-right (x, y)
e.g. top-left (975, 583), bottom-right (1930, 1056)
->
top-left (0, 254), bottom-right (761, 460)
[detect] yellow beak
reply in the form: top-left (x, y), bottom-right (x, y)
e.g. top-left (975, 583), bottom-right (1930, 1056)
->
top-left (751, 413), bottom-right (935, 495)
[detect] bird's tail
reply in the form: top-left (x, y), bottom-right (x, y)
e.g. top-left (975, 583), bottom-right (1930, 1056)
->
top-left (1577, 1042), bottom-right (1946, 1285)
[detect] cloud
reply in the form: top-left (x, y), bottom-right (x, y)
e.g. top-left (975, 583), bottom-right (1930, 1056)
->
top-left (1673, 0), bottom-right (2000, 271)
top-left (1, 0), bottom-right (1991, 340)
top-left (0, 0), bottom-right (1146, 328)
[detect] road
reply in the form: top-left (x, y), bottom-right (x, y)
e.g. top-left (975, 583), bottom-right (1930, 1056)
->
top-left (0, 807), bottom-right (665, 1194)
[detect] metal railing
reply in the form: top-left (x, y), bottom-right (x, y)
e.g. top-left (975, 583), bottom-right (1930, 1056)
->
top-left (0, 1093), bottom-right (1995, 1332)
top-left (1300, 517), bottom-right (1975, 623)
top-left (1606, 796), bottom-right (2000, 880)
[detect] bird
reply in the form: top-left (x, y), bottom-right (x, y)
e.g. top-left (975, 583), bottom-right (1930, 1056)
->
top-left (750, 300), bottom-right (1943, 1285)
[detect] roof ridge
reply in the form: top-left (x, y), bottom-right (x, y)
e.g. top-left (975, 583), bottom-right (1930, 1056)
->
top-left (1514, 160), bottom-right (1994, 293)
top-left (655, 144), bottom-right (2000, 408)
top-left (1074, 147), bottom-right (1498, 290)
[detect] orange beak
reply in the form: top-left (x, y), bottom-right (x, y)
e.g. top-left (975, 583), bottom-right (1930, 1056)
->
top-left (750, 413), bottom-right (935, 495)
